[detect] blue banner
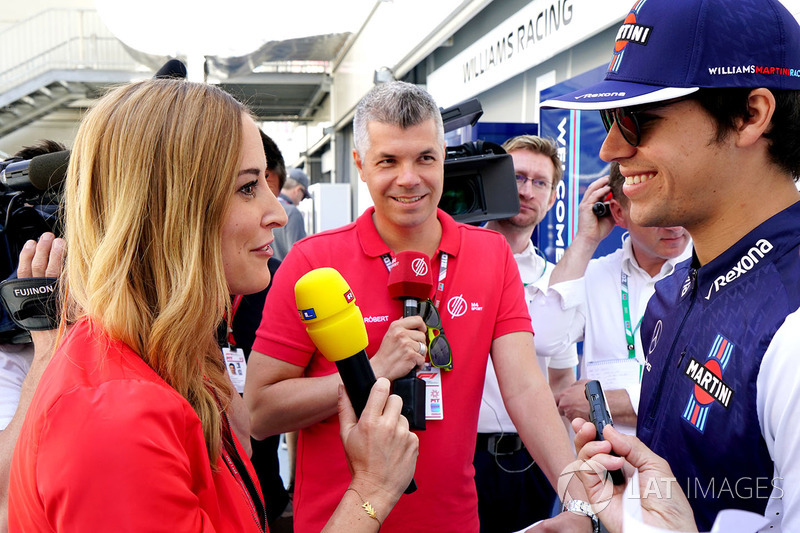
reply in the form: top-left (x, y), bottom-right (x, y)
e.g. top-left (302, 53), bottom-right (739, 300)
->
top-left (538, 65), bottom-right (627, 263)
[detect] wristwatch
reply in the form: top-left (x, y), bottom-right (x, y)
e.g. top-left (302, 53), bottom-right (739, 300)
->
top-left (563, 499), bottom-right (601, 533)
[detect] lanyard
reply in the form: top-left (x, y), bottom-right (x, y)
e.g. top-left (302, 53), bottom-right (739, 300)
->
top-left (435, 252), bottom-right (448, 309)
top-left (382, 252), bottom-right (449, 308)
top-left (620, 271), bottom-right (642, 360)
top-left (522, 246), bottom-right (548, 288)
top-left (226, 294), bottom-right (244, 347)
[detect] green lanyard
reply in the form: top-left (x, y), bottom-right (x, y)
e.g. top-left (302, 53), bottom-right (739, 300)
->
top-left (621, 271), bottom-right (645, 359)
top-left (522, 246), bottom-right (548, 288)
top-left (621, 271), bottom-right (645, 381)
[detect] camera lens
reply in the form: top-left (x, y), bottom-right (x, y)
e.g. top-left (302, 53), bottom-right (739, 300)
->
top-left (440, 179), bottom-right (480, 216)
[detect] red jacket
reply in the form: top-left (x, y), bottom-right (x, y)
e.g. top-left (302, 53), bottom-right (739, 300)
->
top-left (9, 318), bottom-right (266, 532)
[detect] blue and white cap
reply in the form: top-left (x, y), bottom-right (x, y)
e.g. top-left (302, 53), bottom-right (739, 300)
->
top-left (541, 0), bottom-right (800, 110)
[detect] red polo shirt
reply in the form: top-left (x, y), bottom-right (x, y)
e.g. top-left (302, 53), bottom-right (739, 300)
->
top-left (254, 207), bottom-right (531, 532)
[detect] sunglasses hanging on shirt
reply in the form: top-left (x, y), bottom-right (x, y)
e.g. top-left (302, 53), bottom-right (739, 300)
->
top-left (419, 299), bottom-right (453, 371)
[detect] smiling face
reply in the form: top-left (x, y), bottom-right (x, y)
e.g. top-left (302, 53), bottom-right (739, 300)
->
top-left (600, 98), bottom-right (735, 233)
top-left (353, 118), bottom-right (445, 239)
top-left (506, 149), bottom-right (557, 229)
top-left (221, 115), bottom-right (287, 295)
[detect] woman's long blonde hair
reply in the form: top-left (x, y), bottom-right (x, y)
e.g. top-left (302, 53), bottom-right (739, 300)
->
top-left (64, 79), bottom-right (246, 463)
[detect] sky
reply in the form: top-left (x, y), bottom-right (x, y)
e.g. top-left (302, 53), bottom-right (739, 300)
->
top-left (94, 0), bottom-right (375, 58)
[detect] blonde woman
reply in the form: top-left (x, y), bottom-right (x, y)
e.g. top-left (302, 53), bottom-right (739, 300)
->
top-left (9, 79), bottom-right (417, 532)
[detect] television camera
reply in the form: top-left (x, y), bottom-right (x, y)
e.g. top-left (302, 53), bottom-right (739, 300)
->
top-left (0, 150), bottom-right (68, 342)
top-left (439, 98), bottom-right (520, 224)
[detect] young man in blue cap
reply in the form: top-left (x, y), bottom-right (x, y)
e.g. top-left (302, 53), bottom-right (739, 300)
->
top-left (543, 0), bottom-right (800, 530)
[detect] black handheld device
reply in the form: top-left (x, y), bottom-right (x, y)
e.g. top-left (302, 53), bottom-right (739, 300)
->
top-left (592, 201), bottom-right (611, 217)
top-left (584, 380), bottom-right (626, 485)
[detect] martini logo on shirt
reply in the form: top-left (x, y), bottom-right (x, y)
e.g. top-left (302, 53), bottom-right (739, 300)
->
top-left (681, 334), bottom-right (735, 433)
top-left (684, 358), bottom-right (734, 408)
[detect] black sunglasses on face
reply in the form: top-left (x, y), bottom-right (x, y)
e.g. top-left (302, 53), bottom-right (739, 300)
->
top-left (599, 95), bottom-right (694, 147)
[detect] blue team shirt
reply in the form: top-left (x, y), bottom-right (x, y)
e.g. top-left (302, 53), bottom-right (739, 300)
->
top-left (637, 200), bottom-right (800, 531)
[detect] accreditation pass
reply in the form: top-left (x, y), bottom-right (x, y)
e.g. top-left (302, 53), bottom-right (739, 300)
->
top-left (417, 364), bottom-right (443, 420)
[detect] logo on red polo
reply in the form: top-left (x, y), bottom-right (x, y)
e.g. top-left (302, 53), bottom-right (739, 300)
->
top-left (446, 295), bottom-right (468, 319)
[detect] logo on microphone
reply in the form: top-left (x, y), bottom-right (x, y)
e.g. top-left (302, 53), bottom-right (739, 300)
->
top-left (411, 258), bottom-right (428, 277)
top-left (446, 295), bottom-right (468, 318)
top-left (300, 308), bottom-right (317, 321)
top-left (344, 289), bottom-right (355, 303)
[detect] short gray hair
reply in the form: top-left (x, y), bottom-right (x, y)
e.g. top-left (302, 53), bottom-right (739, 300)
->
top-left (353, 81), bottom-right (444, 157)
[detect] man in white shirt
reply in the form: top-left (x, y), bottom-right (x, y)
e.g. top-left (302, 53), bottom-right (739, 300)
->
top-left (476, 135), bottom-right (579, 532)
top-left (0, 345), bottom-right (34, 431)
top-left (541, 163), bottom-right (690, 435)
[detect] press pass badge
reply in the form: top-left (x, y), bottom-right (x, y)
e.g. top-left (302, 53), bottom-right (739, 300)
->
top-left (417, 364), bottom-right (443, 420)
top-left (223, 346), bottom-right (247, 393)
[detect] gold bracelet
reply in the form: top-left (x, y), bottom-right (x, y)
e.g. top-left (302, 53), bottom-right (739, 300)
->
top-left (345, 488), bottom-right (381, 530)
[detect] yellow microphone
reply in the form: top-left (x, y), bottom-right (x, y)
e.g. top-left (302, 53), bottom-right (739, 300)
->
top-left (295, 267), bottom-right (417, 494)
top-left (295, 267), bottom-right (374, 416)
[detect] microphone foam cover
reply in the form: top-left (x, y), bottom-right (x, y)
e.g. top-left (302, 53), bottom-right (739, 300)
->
top-left (387, 251), bottom-right (432, 300)
top-left (295, 267), bottom-right (368, 362)
top-left (28, 150), bottom-right (70, 191)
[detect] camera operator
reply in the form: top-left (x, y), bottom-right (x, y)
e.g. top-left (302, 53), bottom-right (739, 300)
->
top-left (0, 231), bottom-right (63, 533)
top-left (0, 140), bottom-right (67, 532)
